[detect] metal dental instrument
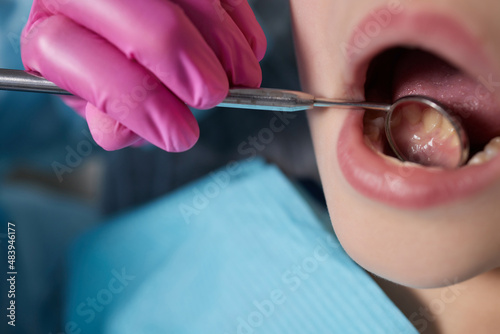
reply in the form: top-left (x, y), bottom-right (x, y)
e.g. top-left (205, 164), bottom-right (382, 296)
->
top-left (0, 68), bottom-right (469, 168)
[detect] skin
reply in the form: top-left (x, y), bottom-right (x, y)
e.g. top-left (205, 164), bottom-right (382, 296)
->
top-left (288, 0), bottom-right (500, 332)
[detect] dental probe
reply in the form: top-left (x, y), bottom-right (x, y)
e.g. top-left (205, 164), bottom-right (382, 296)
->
top-left (0, 68), bottom-right (469, 168)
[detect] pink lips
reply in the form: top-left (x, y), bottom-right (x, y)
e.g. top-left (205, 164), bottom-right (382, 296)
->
top-left (338, 10), bottom-right (500, 208)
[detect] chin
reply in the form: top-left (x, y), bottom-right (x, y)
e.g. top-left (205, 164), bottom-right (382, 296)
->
top-left (330, 195), bottom-right (500, 288)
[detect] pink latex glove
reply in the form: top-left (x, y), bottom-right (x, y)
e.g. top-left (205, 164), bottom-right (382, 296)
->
top-left (21, 0), bottom-right (266, 152)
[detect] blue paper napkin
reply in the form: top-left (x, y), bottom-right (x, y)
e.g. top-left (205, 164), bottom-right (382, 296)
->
top-left (65, 159), bottom-right (417, 334)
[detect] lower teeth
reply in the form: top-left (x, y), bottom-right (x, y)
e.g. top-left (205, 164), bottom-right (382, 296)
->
top-left (362, 112), bottom-right (500, 167)
top-left (467, 137), bottom-right (500, 166)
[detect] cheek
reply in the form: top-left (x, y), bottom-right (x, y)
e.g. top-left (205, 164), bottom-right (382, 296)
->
top-left (326, 180), bottom-right (500, 288)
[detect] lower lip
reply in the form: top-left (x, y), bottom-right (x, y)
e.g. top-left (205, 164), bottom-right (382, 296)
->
top-left (337, 110), bottom-right (500, 208)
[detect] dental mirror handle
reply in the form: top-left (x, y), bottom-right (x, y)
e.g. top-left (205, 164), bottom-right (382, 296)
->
top-left (220, 88), bottom-right (391, 112)
top-left (0, 68), bottom-right (390, 112)
top-left (0, 68), bottom-right (71, 95)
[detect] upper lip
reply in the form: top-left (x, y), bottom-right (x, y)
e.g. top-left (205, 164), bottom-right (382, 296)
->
top-left (337, 9), bottom-right (500, 208)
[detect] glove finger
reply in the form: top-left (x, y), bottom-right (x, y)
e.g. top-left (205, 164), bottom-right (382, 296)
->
top-left (85, 103), bottom-right (142, 151)
top-left (22, 15), bottom-right (199, 152)
top-left (37, 0), bottom-right (229, 109)
top-left (174, 0), bottom-right (263, 87)
top-left (221, 0), bottom-right (267, 61)
top-left (59, 96), bottom-right (142, 150)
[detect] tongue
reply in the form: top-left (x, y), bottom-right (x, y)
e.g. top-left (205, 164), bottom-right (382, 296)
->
top-left (392, 50), bottom-right (500, 146)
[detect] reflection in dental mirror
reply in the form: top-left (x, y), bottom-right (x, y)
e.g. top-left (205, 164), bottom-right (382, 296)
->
top-left (365, 96), bottom-right (470, 169)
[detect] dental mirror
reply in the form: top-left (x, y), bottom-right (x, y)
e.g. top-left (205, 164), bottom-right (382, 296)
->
top-left (0, 69), bottom-right (469, 168)
top-left (385, 96), bottom-right (469, 169)
top-left (224, 92), bottom-right (470, 169)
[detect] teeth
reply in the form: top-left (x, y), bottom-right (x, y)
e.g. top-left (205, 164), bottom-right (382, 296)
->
top-left (390, 109), bottom-right (402, 127)
top-left (363, 115), bottom-right (386, 154)
top-left (468, 152), bottom-right (488, 166)
top-left (450, 133), bottom-right (460, 147)
top-left (402, 104), bottom-right (422, 125)
top-left (422, 108), bottom-right (443, 133)
top-left (439, 117), bottom-right (456, 141)
top-left (363, 116), bottom-right (384, 142)
top-left (467, 136), bottom-right (500, 166)
top-left (485, 137), bottom-right (500, 156)
top-left (364, 125), bottom-right (381, 142)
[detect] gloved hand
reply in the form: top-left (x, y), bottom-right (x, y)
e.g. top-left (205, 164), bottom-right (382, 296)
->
top-left (21, 0), bottom-right (266, 152)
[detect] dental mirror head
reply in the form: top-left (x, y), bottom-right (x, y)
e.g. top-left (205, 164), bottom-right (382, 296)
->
top-left (385, 96), bottom-right (469, 169)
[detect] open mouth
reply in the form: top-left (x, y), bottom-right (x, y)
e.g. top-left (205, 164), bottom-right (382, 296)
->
top-left (363, 47), bottom-right (500, 165)
top-left (337, 10), bottom-right (500, 208)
